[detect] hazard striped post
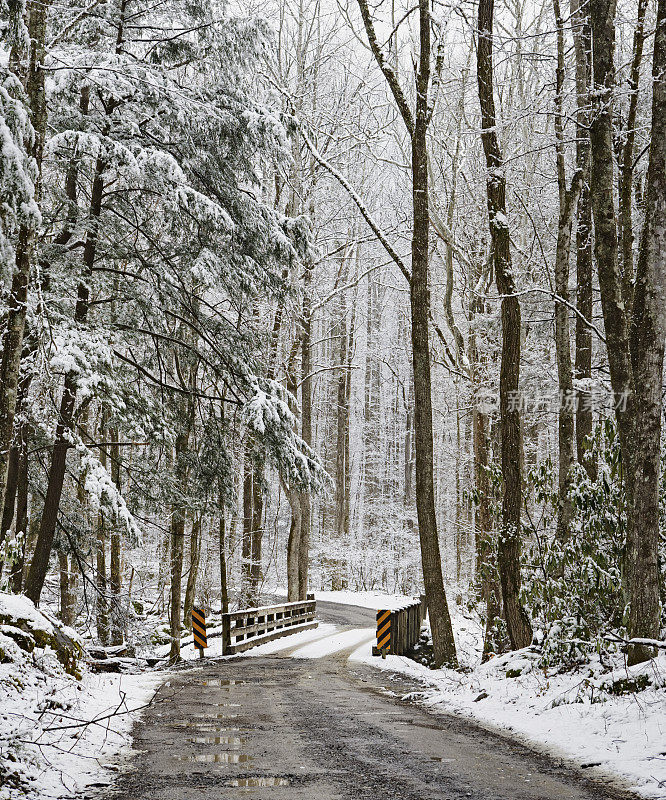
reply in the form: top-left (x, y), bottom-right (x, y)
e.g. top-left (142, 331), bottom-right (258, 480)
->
top-left (373, 609), bottom-right (392, 657)
top-left (192, 606), bottom-right (207, 659)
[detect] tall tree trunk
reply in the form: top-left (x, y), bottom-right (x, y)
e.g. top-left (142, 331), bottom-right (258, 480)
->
top-left (0, 0), bottom-right (48, 520)
top-left (477, 0), bottom-right (533, 650)
top-left (58, 549), bottom-right (73, 626)
top-left (9, 435), bottom-right (29, 593)
top-left (96, 520), bottom-right (109, 645)
top-left (169, 414), bottom-right (192, 662)
top-left (618, 0), bottom-right (648, 312)
top-left (409, 0), bottom-right (457, 669)
top-left (0, 446), bottom-right (19, 572)
top-left (625, 0), bottom-right (666, 664)
top-left (96, 408), bottom-right (110, 644)
top-left (241, 461), bottom-right (254, 605)
top-left (250, 475), bottom-right (263, 599)
top-left (219, 487), bottom-right (229, 614)
top-left (572, 0), bottom-right (595, 474)
top-left (184, 517), bottom-right (201, 629)
top-left (25, 126), bottom-right (102, 604)
top-left (169, 508), bottom-right (186, 662)
top-left (553, 0), bottom-right (584, 544)
top-left (109, 428), bottom-right (123, 644)
top-left (589, 0), bottom-right (666, 665)
top-left (333, 275), bottom-right (350, 590)
top-left (298, 260), bottom-right (313, 600)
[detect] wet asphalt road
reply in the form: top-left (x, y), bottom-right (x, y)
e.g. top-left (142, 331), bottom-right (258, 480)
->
top-left (109, 601), bottom-right (639, 800)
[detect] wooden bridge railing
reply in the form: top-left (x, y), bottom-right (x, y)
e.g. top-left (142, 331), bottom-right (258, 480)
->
top-left (221, 597), bottom-right (317, 655)
top-left (372, 596), bottom-right (426, 656)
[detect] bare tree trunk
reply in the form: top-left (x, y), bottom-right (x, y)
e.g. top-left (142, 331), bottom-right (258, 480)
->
top-left (96, 521), bottom-right (109, 645)
top-left (25, 120), bottom-right (102, 604)
top-left (9, 436), bottom-right (29, 593)
top-left (184, 517), bottom-right (201, 629)
top-left (553, 0), bottom-right (584, 545)
top-left (625, 0), bottom-right (666, 664)
top-left (241, 461), bottom-right (254, 605)
top-left (219, 490), bottom-right (229, 614)
top-left (409, 0), bottom-right (457, 669)
top-left (58, 549), bottom-right (74, 626)
top-left (169, 508), bottom-right (186, 662)
top-left (298, 261), bottom-right (313, 600)
top-left (0, 446), bottom-right (19, 570)
top-left (0, 0), bottom-right (49, 519)
top-left (285, 481), bottom-right (302, 601)
top-left (333, 274), bottom-right (350, 590)
top-left (109, 429), bottom-right (122, 644)
top-left (404, 397), bottom-right (413, 507)
top-left (169, 415), bottom-right (192, 662)
top-left (571, 0), bottom-right (595, 474)
top-left (477, 0), bottom-right (532, 650)
top-left (250, 476), bottom-right (263, 599)
top-left (589, 0), bottom-right (666, 665)
top-left (354, 0), bottom-right (457, 666)
top-left (618, 0), bottom-right (648, 312)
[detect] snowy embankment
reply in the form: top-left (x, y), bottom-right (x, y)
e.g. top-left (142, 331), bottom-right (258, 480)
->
top-left (0, 593), bottom-right (163, 800)
top-left (313, 591), bottom-right (665, 800)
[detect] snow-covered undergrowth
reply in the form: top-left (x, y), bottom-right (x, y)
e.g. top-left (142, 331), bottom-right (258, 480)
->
top-left (326, 591), bottom-right (666, 800)
top-left (0, 593), bottom-right (163, 799)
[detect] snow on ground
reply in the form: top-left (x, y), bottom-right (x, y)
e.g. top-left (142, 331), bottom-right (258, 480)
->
top-left (0, 593), bottom-right (164, 800)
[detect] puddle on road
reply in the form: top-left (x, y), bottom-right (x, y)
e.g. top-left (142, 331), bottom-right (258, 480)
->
top-left (202, 679), bottom-right (245, 687)
top-left (226, 778), bottom-right (290, 787)
top-left (177, 753), bottom-right (253, 764)
top-left (189, 735), bottom-right (246, 746)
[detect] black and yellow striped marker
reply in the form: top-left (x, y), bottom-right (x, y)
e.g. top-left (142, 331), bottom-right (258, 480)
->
top-left (192, 606), bottom-right (207, 657)
top-left (376, 609), bottom-right (391, 653)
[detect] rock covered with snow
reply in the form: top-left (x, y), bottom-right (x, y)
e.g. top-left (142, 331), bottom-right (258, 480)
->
top-left (0, 592), bottom-right (83, 675)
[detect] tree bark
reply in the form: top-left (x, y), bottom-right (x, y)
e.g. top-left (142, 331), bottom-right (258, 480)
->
top-left (589, 0), bottom-right (666, 665)
top-left (219, 492), bottom-right (229, 614)
top-left (618, 0), bottom-right (648, 312)
top-left (25, 137), bottom-right (102, 604)
top-left (58, 549), bottom-right (74, 626)
top-left (409, 0), bottom-right (457, 669)
top-left (333, 271), bottom-right (350, 590)
top-left (109, 428), bottom-right (123, 644)
top-left (570, 0), bottom-right (595, 475)
top-left (0, 446), bottom-right (19, 567)
top-left (477, 0), bottom-right (533, 650)
top-left (625, 0), bottom-right (666, 664)
top-left (553, 0), bottom-right (584, 544)
top-left (241, 460), bottom-right (254, 605)
top-left (355, 0), bottom-right (458, 666)
top-left (169, 412), bottom-right (192, 662)
top-left (298, 260), bottom-right (313, 600)
top-left (169, 508), bottom-right (186, 662)
top-left (96, 521), bottom-right (109, 645)
top-left (0, 0), bottom-right (48, 520)
top-left (250, 473), bottom-right (264, 598)
top-left (9, 436), bottom-right (29, 593)
top-left (184, 517), bottom-right (201, 629)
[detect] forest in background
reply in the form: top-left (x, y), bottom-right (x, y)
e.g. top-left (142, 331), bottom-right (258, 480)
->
top-left (0, 0), bottom-right (664, 670)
